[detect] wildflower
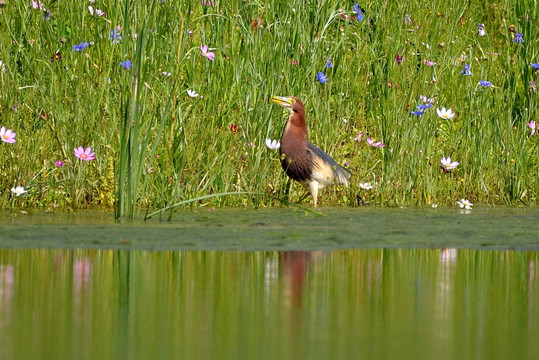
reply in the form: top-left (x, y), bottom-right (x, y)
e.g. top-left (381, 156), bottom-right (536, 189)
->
top-left (11, 186), bottom-right (27, 197)
top-left (513, 33), bottom-right (524, 43)
top-left (354, 132), bottom-right (364, 142)
top-left (32, 1), bottom-right (45, 10)
top-left (0, 60), bottom-right (5, 72)
top-left (359, 182), bottom-right (373, 190)
top-left (201, 0), bottom-right (213, 5)
top-left (441, 156), bottom-right (459, 171)
top-left (366, 137), bottom-right (386, 148)
top-left (403, 14), bottom-right (411, 24)
top-left (423, 59), bottom-right (436, 66)
top-left (88, 6), bottom-right (105, 17)
top-left (479, 80), bottom-right (492, 87)
top-left (317, 72), bottom-right (327, 84)
top-left (436, 107), bottom-right (455, 119)
top-left (530, 82), bottom-right (537, 92)
top-left (411, 110), bottom-right (424, 116)
top-left (251, 18), bottom-right (262, 29)
top-left (325, 58), bottom-right (333, 68)
top-left (477, 23), bottom-right (485, 36)
top-left (187, 89), bottom-right (199, 98)
top-left (530, 63), bottom-right (539, 70)
top-left (265, 138), bottom-right (280, 150)
top-left (396, 53), bottom-right (403, 65)
top-left (119, 60), bottom-right (131, 69)
top-left (110, 29), bottom-right (122, 44)
top-left (74, 146), bottom-right (96, 161)
top-left (289, 59), bottom-right (298, 65)
top-left (55, 160), bottom-right (64, 167)
top-left (200, 45), bottom-right (215, 61)
top-left (417, 103), bottom-right (432, 110)
top-left (43, 10), bottom-right (51, 20)
top-left (353, 4), bottom-right (364, 22)
top-left (419, 95), bottom-right (435, 103)
top-left (457, 199), bottom-right (473, 210)
top-left (230, 124), bottom-right (237, 133)
top-left (72, 42), bottom-right (89, 52)
top-left (50, 52), bottom-right (62, 62)
top-left (460, 64), bottom-right (472, 76)
top-left (528, 121), bottom-right (537, 135)
top-left (162, 71), bottom-right (172, 77)
top-left (0, 127), bottom-right (16, 143)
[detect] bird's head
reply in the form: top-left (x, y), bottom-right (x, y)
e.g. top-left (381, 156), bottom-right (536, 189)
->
top-left (270, 96), bottom-right (304, 115)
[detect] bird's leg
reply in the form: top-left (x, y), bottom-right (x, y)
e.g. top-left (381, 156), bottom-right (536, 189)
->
top-left (308, 181), bottom-right (319, 207)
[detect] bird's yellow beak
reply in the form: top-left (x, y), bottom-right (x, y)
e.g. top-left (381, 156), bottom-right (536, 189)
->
top-left (270, 96), bottom-right (296, 106)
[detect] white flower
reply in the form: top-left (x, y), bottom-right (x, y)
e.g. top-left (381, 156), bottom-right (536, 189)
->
top-left (88, 6), bottom-right (105, 17)
top-left (162, 71), bottom-right (171, 77)
top-left (436, 107), bottom-right (455, 119)
top-left (457, 199), bottom-right (473, 210)
top-left (265, 138), bottom-right (280, 150)
top-left (441, 156), bottom-right (459, 170)
top-left (359, 182), bottom-right (373, 190)
top-left (11, 186), bottom-right (27, 197)
top-left (187, 89), bottom-right (199, 98)
top-left (0, 60), bottom-right (5, 72)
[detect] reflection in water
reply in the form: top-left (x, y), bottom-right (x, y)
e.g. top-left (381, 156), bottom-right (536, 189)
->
top-left (0, 249), bottom-right (537, 360)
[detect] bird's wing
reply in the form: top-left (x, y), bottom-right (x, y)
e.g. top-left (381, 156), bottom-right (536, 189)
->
top-left (306, 141), bottom-right (351, 186)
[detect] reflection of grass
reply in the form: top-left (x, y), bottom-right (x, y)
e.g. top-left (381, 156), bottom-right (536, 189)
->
top-left (0, 1), bottom-right (537, 212)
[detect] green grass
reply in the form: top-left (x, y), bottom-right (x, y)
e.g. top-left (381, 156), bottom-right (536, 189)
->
top-left (0, 0), bottom-right (537, 213)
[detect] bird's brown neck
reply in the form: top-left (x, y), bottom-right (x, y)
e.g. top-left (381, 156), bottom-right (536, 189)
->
top-left (282, 111), bottom-right (307, 143)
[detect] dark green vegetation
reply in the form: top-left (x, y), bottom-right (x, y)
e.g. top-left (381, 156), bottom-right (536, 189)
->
top-left (0, 1), bottom-right (537, 214)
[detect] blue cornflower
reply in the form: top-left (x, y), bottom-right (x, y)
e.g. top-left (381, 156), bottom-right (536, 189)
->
top-left (110, 29), bottom-right (123, 44)
top-left (325, 58), bottom-right (333, 68)
top-left (530, 63), bottom-right (539, 70)
top-left (72, 42), bottom-right (89, 52)
top-left (417, 103), bottom-right (432, 110)
top-left (514, 33), bottom-right (524, 43)
top-left (411, 110), bottom-right (424, 116)
top-left (43, 10), bottom-right (51, 20)
top-left (317, 72), bottom-right (327, 84)
top-left (353, 4), bottom-right (364, 22)
top-left (460, 64), bottom-right (472, 76)
top-left (119, 60), bottom-right (132, 69)
top-left (479, 80), bottom-right (492, 87)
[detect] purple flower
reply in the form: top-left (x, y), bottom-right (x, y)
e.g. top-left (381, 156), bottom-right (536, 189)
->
top-left (325, 58), bottom-right (333, 68)
top-left (411, 110), bottom-right (424, 116)
top-left (200, 45), bottom-right (215, 61)
top-left (513, 33), bottom-right (524, 43)
top-left (528, 121), bottom-right (537, 135)
top-left (417, 103), bottom-right (432, 110)
top-left (460, 64), bottom-right (472, 76)
top-left (354, 132), bottom-right (365, 142)
top-left (479, 80), bottom-right (492, 87)
top-left (353, 4), bottom-right (364, 22)
top-left (317, 72), bottom-right (327, 84)
top-left (110, 29), bottom-right (122, 44)
top-left (43, 10), bottom-right (51, 20)
top-left (477, 23), bottom-right (485, 36)
top-left (119, 60), bottom-right (132, 69)
top-left (74, 146), bottom-right (96, 161)
top-left (396, 53), bottom-right (403, 65)
top-left (72, 42), bottom-right (89, 52)
top-left (55, 160), bottom-right (64, 167)
top-left (366, 137), bottom-right (385, 148)
top-left (530, 63), bottom-right (539, 70)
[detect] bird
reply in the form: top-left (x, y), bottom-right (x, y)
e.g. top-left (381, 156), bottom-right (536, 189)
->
top-left (270, 95), bottom-right (351, 207)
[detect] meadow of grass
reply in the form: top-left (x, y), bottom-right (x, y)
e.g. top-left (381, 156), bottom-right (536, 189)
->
top-left (0, 0), bottom-right (537, 215)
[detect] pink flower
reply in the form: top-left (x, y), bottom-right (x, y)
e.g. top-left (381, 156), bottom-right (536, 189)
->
top-left (366, 137), bottom-right (386, 148)
top-left (55, 160), bottom-right (64, 167)
top-left (74, 146), bottom-right (96, 161)
top-left (528, 121), bottom-right (537, 135)
top-left (354, 132), bottom-right (365, 142)
top-left (423, 59), bottom-right (436, 66)
top-left (441, 156), bottom-right (459, 171)
top-left (0, 126), bottom-right (16, 143)
top-left (200, 45), bottom-right (215, 61)
top-left (32, 1), bottom-right (46, 10)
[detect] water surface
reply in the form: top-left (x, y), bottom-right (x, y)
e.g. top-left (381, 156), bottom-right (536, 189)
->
top-left (1, 208), bottom-right (538, 360)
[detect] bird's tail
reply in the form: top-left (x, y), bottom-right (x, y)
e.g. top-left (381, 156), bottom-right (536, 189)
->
top-left (334, 165), bottom-right (351, 186)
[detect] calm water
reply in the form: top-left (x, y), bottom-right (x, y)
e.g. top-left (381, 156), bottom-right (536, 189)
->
top-left (1, 208), bottom-right (538, 360)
